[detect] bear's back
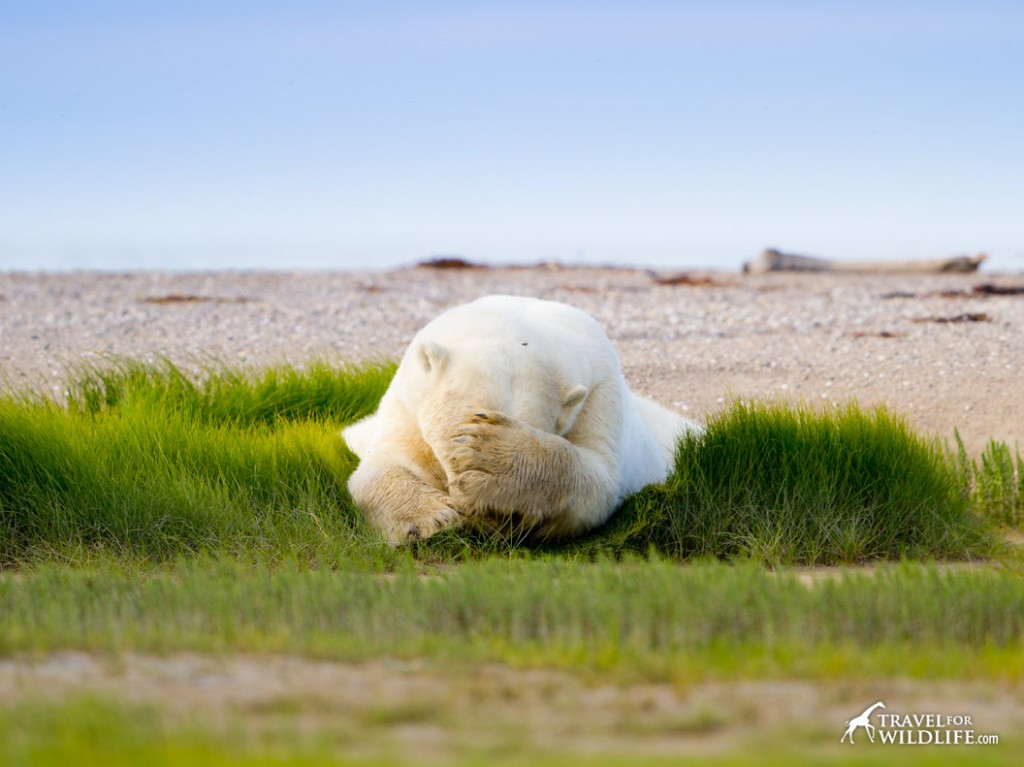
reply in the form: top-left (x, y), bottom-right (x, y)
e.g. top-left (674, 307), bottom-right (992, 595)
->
top-left (420, 295), bottom-right (617, 378)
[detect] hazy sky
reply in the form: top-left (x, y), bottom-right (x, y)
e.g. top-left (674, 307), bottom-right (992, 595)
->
top-left (3, 1), bottom-right (1022, 271)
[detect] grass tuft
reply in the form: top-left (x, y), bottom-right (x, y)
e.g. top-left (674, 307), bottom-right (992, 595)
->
top-left (0, 360), bottom-right (396, 567)
top-left (562, 401), bottom-right (992, 565)
top-left (0, 361), bottom-right (1000, 567)
top-left (66, 357), bottom-right (395, 426)
top-left (964, 435), bottom-right (1024, 528)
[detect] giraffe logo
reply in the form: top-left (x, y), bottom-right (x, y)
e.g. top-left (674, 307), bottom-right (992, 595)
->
top-left (841, 701), bottom-right (886, 744)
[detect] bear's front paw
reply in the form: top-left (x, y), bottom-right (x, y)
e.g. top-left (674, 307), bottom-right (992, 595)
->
top-left (445, 410), bottom-right (517, 475)
top-left (383, 501), bottom-right (463, 545)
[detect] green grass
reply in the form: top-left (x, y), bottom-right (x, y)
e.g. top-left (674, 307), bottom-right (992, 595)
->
top-left (0, 359), bottom-right (1013, 567)
top-left (963, 434), bottom-right (1024, 528)
top-left (2, 558), bottom-right (1022, 681)
top-left (0, 696), bottom-right (375, 767)
top-left (0, 360), bottom-right (397, 567)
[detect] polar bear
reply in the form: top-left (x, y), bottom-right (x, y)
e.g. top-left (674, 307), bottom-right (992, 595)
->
top-left (342, 295), bottom-right (701, 544)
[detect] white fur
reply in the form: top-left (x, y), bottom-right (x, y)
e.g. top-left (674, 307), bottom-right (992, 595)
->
top-left (343, 295), bottom-right (701, 544)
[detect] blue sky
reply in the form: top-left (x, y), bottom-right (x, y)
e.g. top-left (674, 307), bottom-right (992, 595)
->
top-left (2, 1), bottom-right (1022, 271)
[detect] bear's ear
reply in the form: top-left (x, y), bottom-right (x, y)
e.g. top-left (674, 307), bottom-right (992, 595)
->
top-left (556, 384), bottom-right (589, 435)
top-left (418, 340), bottom-right (448, 374)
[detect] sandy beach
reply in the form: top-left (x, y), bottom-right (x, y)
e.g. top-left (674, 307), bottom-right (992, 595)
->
top-left (1, 265), bottom-right (1022, 456)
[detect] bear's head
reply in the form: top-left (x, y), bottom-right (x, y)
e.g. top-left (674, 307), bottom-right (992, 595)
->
top-left (404, 337), bottom-right (590, 442)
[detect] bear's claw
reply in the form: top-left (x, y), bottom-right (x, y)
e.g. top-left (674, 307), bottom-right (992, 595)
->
top-left (468, 410), bottom-right (511, 426)
top-left (397, 504), bottom-right (463, 544)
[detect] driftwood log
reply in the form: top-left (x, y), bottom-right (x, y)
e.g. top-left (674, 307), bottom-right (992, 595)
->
top-left (744, 249), bottom-right (986, 275)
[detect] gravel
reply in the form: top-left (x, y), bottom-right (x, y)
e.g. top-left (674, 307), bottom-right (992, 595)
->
top-left (1, 266), bottom-right (1022, 455)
